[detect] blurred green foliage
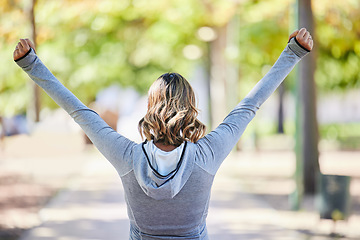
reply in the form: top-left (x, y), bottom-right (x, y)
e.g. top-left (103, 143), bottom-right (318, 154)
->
top-left (320, 123), bottom-right (360, 150)
top-left (315, 1), bottom-right (360, 91)
top-left (0, 0), bottom-right (359, 117)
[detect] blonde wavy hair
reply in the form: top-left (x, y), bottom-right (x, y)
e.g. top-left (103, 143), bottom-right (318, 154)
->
top-left (138, 73), bottom-right (206, 146)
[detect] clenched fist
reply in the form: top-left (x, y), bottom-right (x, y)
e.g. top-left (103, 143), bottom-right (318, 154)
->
top-left (288, 28), bottom-right (313, 51)
top-left (13, 38), bottom-right (36, 61)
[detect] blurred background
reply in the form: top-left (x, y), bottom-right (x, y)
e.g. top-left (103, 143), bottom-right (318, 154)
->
top-left (0, 0), bottom-right (359, 239)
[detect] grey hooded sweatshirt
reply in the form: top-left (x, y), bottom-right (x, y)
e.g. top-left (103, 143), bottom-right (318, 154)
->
top-left (15, 38), bottom-right (309, 239)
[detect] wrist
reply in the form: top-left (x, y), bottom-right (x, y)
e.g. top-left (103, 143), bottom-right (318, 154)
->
top-left (14, 48), bottom-right (37, 68)
top-left (287, 37), bottom-right (310, 58)
top-left (14, 48), bottom-right (32, 62)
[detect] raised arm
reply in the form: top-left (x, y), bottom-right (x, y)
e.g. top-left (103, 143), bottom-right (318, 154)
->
top-left (14, 39), bottom-right (135, 176)
top-left (196, 28), bottom-right (313, 174)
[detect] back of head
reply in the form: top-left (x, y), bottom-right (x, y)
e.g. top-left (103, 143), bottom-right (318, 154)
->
top-left (138, 73), bottom-right (206, 146)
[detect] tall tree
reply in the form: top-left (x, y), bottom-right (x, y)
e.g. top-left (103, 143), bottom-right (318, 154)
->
top-left (298, 0), bottom-right (320, 194)
top-left (29, 0), bottom-right (41, 122)
top-left (277, 83), bottom-right (285, 133)
top-left (209, 25), bottom-right (227, 127)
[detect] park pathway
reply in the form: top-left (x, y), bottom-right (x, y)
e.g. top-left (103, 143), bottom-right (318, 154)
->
top-left (18, 149), bottom-right (310, 240)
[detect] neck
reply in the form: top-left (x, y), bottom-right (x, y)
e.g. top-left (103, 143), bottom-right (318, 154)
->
top-left (154, 142), bottom-right (177, 152)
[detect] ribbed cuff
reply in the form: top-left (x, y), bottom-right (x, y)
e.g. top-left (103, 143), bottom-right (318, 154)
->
top-left (287, 37), bottom-right (310, 58)
top-left (14, 48), bottom-right (37, 68)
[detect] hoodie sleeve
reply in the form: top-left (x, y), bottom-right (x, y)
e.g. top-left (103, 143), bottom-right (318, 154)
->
top-left (15, 49), bottom-right (135, 176)
top-left (196, 38), bottom-right (309, 175)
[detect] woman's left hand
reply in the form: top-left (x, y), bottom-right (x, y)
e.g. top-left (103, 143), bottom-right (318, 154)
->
top-left (13, 38), bottom-right (36, 61)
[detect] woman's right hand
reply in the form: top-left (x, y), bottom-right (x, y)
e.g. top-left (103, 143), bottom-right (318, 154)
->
top-left (13, 38), bottom-right (36, 61)
top-left (289, 28), bottom-right (313, 51)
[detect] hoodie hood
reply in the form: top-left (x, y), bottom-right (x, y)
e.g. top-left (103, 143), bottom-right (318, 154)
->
top-left (132, 141), bottom-right (193, 200)
top-left (143, 140), bottom-right (185, 176)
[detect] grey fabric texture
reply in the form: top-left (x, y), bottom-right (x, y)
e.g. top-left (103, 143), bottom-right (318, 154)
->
top-left (16, 40), bottom-right (308, 240)
top-left (288, 37), bottom-right (310, 57)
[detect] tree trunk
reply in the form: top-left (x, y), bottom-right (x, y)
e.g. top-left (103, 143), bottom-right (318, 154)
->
top-left (29, 0), bottom-right (41, 122)
top-left (209, 26), bottom-right (227, 127)
top-left (277, 83), bottom-right (285, 134)
top-left (298, 0), bottom-right (320, 195)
